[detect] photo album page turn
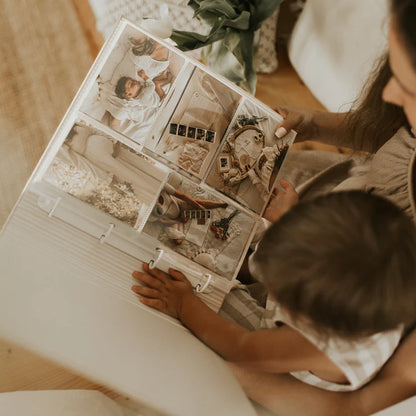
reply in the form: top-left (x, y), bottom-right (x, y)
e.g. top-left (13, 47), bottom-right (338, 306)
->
top-left (34, 19), bottom-right (295, 284)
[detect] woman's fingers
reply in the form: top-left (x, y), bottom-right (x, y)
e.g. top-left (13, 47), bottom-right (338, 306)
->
top-left (274, 106), bottom-right (288, 118)
top-left (274, 107), bottom-right (289, 138)
top-left (275, 126), bottom-right (288, 139)
top-left (276, 112), bottom-right (303, 136)
top-left (274, 105), bottom-right (309, 141)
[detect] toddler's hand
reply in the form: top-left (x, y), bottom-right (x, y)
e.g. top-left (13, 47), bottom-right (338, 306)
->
top-left (131, 264), bottom-right (195, 319)
top-left (264, 179), bottom-right (299, 223)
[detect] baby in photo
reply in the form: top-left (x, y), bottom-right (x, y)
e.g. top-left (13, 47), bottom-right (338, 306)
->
top-left (81, 26), bottom-right (184, 144)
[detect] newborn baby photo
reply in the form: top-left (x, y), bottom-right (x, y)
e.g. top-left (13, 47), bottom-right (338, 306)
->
top-left (80, 24), bottom-right (185, 144)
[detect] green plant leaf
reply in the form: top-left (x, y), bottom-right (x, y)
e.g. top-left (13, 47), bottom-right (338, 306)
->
top-left (250, 0), bottom-right (284, 24)
top-left (171, 0), bottom-right (284, 92)
top-left (170, 29), bottom-right (227, 51)
top-left (205, 30), bottom-right (257, 93)
top-left (194, 0), bottom-right (238, 19)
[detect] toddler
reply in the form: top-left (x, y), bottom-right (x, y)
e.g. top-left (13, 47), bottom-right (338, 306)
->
top-left (131, 189), bottom-right (416, 391)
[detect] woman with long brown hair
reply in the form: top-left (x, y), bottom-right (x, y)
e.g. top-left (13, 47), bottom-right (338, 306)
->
top-left (273, 0), bottom-right (416, 226)
top-left (228, 0), bottom-right (416, 414)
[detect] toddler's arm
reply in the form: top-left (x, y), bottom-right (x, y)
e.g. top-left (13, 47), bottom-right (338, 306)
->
top-left (264, 180), bottom-right (299, 223)
top-left (228, 329), bottom-right (416, 416)
top-left (131, 264), bottom-right (345, 380)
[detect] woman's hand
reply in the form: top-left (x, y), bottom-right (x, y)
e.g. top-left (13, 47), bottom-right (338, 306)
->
top-left (275, 106), bottom-right (318, 142)
top-left (264, 179), bottom-right (299, 223)
top-left (131, 263), bottom-right (195, 319)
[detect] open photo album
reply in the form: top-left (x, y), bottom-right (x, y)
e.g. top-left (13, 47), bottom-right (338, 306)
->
top-left (8, 19), bottom-right (295, 311)
top-left (0, 18), bottom-right (298, 416)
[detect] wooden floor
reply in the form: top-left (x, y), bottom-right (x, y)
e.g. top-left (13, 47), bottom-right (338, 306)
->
top-left (1, 0), bottom-right (332, 413)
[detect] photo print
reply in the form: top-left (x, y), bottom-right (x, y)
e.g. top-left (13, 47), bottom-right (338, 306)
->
top-left (154, 68), bottom-right (241, 178)
top-left (42, 123), bottom-right (166, 229)
top-left (80, 25), bottom-right (185, 144)
top-left (142, 172), bottom-right (255, 280)
top-left (205, 99), bottom-right (293, 214)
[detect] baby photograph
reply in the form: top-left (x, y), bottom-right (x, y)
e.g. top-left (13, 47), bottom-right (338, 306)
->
top-left (205, 99), bottom-right (293, 214)
top-left (154, 68), bottom-right (241, 178)
top-left (42, 123), bottom-right (166, 229)
top-left (80, 24), bottom-right (185, 144)
top-left (142, 172), bottom-right (256, 280)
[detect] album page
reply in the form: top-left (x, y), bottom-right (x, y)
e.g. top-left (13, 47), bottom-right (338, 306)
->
top-left (5, 18), bottom-right (296, 307)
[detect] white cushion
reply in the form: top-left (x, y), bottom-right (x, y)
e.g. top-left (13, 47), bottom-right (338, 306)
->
top-left (288, 0), bottom-right (389, 111)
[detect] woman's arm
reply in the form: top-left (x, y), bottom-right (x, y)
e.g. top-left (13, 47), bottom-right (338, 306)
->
top-left (229, 329), bottom-right (416, 416)
top-left (154, 82), bottom-right (166, 101)
top-left (153, 68), bottom-right (172, 83)
top-left (275, 107), bottom-right (349, 145)
top-left (275, 107), bottom-right (380, 151)
top-left (153, 69), bottom-right (173, 101)
top-left (152, 44), bottom-right (169, 61)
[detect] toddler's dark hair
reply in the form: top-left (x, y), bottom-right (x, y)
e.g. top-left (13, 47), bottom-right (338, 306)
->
top-left (115, 76), bottom-right (129, 99)
top-left (253, 191), bottom-right (416, 338)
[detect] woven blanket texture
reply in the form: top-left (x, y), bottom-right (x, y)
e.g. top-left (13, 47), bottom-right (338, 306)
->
top-left (0, 0), bottom-right (92, 227)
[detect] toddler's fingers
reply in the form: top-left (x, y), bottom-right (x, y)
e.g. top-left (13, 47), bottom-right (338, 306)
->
top-left (268, 187), bottom-right (282, 201)
top-left (168, 268), bottom-right (188, 281)
top-left (133, 270), bottom-right (164, 290)
top-left (132, 270), bottom-right (142, 280)
top-left (142, 263), bottom-right (169, 284)
top-left (131, 285), bottom-right (160, 299)
top-left (280, 179), bottom-right (296, 192)
top-left (139, 297), bottom-right (166, 311)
